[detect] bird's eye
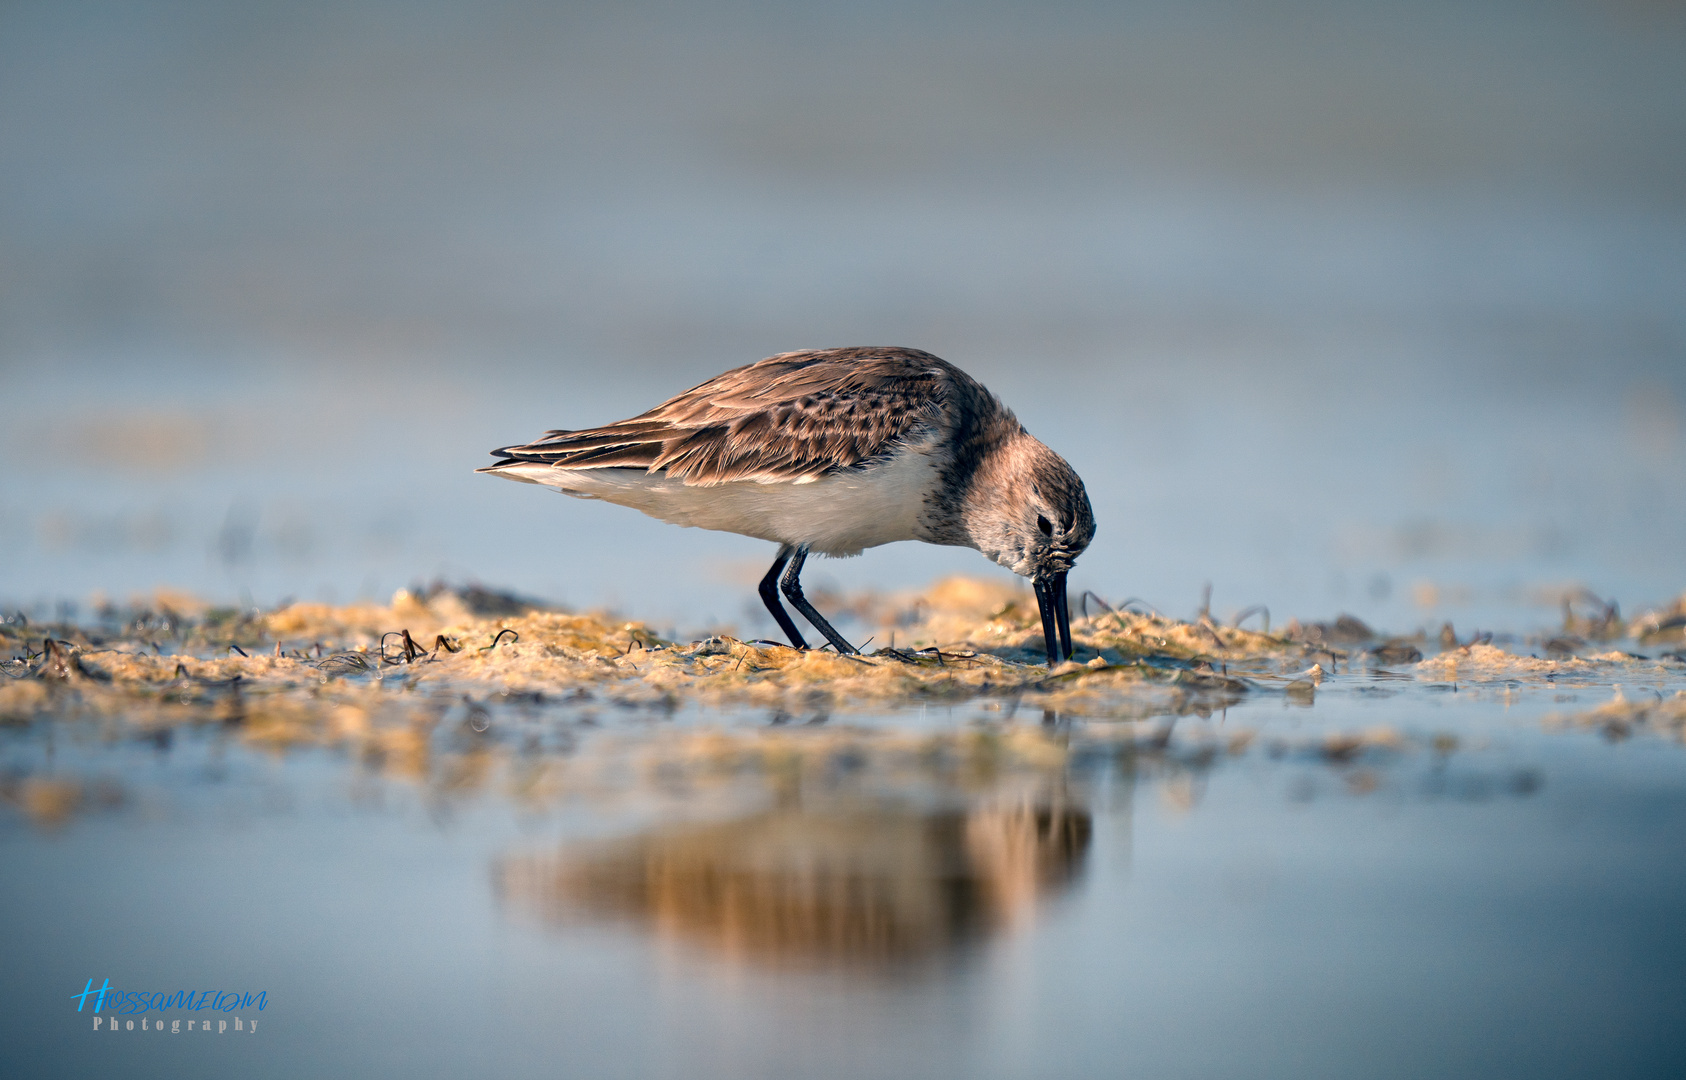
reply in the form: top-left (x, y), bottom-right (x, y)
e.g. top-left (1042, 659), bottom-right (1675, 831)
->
top-left (1037, 514), bottom-right (1053, 537)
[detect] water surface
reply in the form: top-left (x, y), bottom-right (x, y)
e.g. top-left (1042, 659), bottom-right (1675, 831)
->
top-left (5, 674), bottom-right (1683, 1079)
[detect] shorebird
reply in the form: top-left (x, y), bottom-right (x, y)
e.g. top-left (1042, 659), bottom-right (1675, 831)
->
top-left (478, 347), bottom-right (1095, 664)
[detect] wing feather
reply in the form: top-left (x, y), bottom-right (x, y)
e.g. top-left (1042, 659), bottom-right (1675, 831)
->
top-left (484, 347), bottom-right (953, 486)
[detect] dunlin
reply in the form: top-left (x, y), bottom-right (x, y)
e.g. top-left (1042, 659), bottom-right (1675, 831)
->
top-left (479, 347), bottom-right (1095, 664)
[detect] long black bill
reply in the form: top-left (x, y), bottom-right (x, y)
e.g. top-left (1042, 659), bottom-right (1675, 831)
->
top-left (1033, 571), bottom-right (1072, 666)
top-left (1052, 570), bottom-right (1072, 659)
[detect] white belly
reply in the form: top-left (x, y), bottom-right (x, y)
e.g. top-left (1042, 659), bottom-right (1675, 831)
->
top-left (496, 447), bottom-right (939, 556)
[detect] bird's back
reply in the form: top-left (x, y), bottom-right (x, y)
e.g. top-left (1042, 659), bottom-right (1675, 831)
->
top-left (478, 347), bottom-right (1014, 555)
top-left (485, 347), bottom-right (1008, 485)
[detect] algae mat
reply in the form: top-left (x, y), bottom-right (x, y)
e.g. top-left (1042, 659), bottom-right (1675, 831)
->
top-left (6, 576), bottom-right (1684, 733)
top-left (3, 577), bottom-right (1684, 830)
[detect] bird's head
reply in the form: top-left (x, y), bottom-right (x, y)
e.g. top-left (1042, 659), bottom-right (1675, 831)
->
top-left (962, 432), bottom-right (1095, 665)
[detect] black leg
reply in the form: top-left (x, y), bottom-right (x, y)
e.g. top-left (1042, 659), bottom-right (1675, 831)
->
top-left (758, 545), bottom-right (809, 649)
top-left (779, 546), bottom-right (857, 654)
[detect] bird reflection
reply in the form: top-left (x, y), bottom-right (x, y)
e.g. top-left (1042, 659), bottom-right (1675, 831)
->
top-left (496, 798), bottom-right (1091, 968)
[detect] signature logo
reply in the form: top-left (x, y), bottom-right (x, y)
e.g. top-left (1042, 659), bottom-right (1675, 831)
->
top-left (73, 979), bottom-right (266, 1034)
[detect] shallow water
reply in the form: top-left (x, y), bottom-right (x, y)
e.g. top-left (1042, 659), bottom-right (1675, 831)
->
top-left (6, 671), bottom-right (1684, 1079)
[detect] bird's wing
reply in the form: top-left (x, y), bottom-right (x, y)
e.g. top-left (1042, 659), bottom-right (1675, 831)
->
top-left (484, 348), bottom-right (950, 486)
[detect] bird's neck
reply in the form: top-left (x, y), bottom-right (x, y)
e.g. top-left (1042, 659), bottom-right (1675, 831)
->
top-left (919, 421), bottom-right (1030, 552)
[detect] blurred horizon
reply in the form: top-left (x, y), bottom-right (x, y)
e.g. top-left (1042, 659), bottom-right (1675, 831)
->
top-left (2, 0), bottom-right (1684, 635)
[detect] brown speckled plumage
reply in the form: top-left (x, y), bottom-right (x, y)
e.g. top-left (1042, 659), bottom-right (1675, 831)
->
top-left (491, 347), bottom-right (958, 485)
